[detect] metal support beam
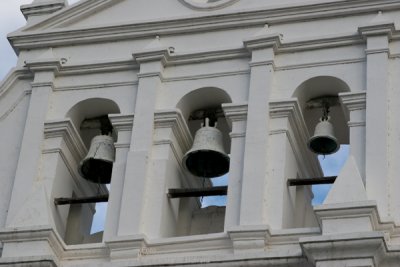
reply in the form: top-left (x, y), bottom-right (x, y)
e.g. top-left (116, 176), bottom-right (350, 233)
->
top-left (54, 194), bottom-right (109, 205)
top-left (287, 176), bottom-right (337, 186)
top-left (167, 186), bottom-right (228, 198)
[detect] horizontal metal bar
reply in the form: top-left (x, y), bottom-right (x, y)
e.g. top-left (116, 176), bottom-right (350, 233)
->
top-left (54, 194), bottom-right (109, 205)
top-left (287, 176), bottom-right (337, 186)
top-left (168, 186), bottom-right (228, 198)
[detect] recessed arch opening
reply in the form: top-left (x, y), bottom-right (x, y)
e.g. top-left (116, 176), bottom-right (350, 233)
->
top-left (293, 76), bottom-right (351, 205)
top-left (174, 87), bottom-right (232, 236)
top-left (61, 98), bottom-right (121, 244)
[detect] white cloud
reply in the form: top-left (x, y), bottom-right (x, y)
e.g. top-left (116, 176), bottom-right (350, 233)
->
top-left (0, 0), bottom-right (81, 80)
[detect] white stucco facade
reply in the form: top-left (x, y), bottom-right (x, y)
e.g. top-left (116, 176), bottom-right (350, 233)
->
top-left (1, 0), bottom-right (400, 266)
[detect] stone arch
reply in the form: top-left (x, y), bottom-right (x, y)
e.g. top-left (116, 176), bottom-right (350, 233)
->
top-left (176, 87), bottom-right (232, 153)
top-left (66, 98), bottom-right (121, 148)
top-left (293, 76), bottom-right (351, 148)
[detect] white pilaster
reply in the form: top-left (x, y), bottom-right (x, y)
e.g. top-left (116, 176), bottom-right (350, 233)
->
top-left (118, 47), bottom-right (170, 236)
top-left (221, 103), bottom-right (248, 230)
top-left (240, 33), bottom-right (281, 226)
top-left (6, 55), bottom-right (61, 228)
top-left (359, 21), bottom-right (395, 220)
top-left (339, 92), bottom-right (366, 182)
top-left (268, 99), bottom-right (321, 229)
top-left (103, 114), bottom-right (134, 241)
top-left (141, 109), bottom-right (193, 238)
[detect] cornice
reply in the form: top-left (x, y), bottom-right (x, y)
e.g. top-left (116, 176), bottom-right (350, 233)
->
top-left (221, 103), bottom-right (248, 122)
top-left (109, 114), bottom-right (134, 133)
top-left (133, 48), bottom-right (172, 66)
top-left (0, 68), bottom-right (33, 97)
top-left (244, 33), bottom-right (282, 52)
top-left (9, 0), bottom-right (400, 52)
top-left (339, 91), bottom-right (367, 111)
top-left (178, 0), bottom-right (240, 11)
top-left (43, 119), bottom-right (87, 163)
top-left (21, 0), bottom-right (67, 20)
top-left (153, 109), bottom-right (193, 154)
top-left (24, 58), bottom-right (62, 74)
top-left (300, 231), bottom-right (386, 265)
top-left (358, 22), bottom-right (396, 39)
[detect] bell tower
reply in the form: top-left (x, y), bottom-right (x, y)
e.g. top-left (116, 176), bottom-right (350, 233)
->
top-left (1, 0), bottom-right (400, 266)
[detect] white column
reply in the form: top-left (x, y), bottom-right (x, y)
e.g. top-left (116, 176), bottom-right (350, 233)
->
top-left (141, 110), bottom-right (193, 238)
top-left (222, 103), bottom-right (247, 230)
top-left (103, 115), bottom-right (134, 241)
top-left (118, 49), bottom-right (170, 236)
top-left (267, 100), bottom-right (321, 229)
top-left (339, 92), bottom-right (366, 182)
top-left (6, 59), bottom-right (60, 227)
top-left (240, 34), bottom-right (281, 225)
top-left (359, 23), bottom-right (394, 219)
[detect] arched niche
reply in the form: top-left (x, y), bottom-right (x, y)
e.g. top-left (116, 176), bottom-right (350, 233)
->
top-left (66, 98), bottom-right (121, 148)
top-left (174, 87), bottom-right (232, 236)
top-left (176, 87), bottom-right (233, 154)
top-left (293, 76), bottom-right (350, 145)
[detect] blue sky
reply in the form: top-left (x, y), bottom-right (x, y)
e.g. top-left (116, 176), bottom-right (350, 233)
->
top-left (0, 0), bottom-right (80, 80)
top-left (1, 1), bottom-right (350, 234)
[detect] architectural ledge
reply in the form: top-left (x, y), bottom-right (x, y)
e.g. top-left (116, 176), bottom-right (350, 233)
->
top-left (339, 91), bottom-right (367, 111)
top-left (221, 103), bottom-right (248, 122)
top-left (21, 0), bottom-right (67, 20)
top-left (300, 231), bottom-right (386, 265)
top-left (243, 33), bottom-right (282, 52)
top-left (0, 256), bottom-right (57, 267)
top-left (358, 22), bottom-right (396, 39)
top-left (24, 58), bottom-right (62, 74)
top-left (133, 47), bottom-right (172, 66)
top-left (314, 200), bottom-right (396, 234)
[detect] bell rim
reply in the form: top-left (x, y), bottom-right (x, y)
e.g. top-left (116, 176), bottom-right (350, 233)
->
top-left (182, 149), bottom-right (230, 178)
top-left (307, 135), bottom-right (340, 155)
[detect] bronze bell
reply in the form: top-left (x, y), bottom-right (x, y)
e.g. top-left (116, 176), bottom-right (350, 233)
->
top-left (183, 118), bottom-right (230, 178)
top-left (308, 116), bottom-right (339, 155)
top-left (79, 135), bottom-right (115, 184)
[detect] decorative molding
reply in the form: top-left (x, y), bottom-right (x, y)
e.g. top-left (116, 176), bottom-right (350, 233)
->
top-left (222, 103), bottom-right (248, 138)
top-left (59, 59), bottom-right (138, 76)
top-left (10, 0), bottom-right (400, 52)
top-left (221, 103), bottom-right (248, 122)
top-left (25, 58), bottom-right (62, 74)
top-left (178, 0), bottom-right (240, 11)
top-left (339, 91), bottom-right (366, 110)
top-left (54, 81), bottom-right (138, 91)
top-left (0, 90), bottom-right (31, 122)
top-left (44, 119), bottom-right (87, 163)
top-left (133, 48), bottom-right (172, 66)
top-left (300, 231), bottom-right (386, 265)
top-left (153, 109), bottom-right (193, 155)
top-left (109, 114), bottom-right (134, 132)
top-left (21, 0), bottom-right (67, 20)
top-left (167, 70), bottom-right (250, 83)
top-left (109, 114), bottom-right (134, 148)
top-left (358, 22), bottom-right (396, 39)
top-left (365, 48), bottom-right (390, 55)
top-left (0, 226), bottom-right (64, 264)
top-left (339, 91), bottom-right (366, 125)
top-left (244, 33), bottom-right (282, 52)
top-left (275, 57), bottom-right (365, 71)
top-left (0, 68), bottom-right (33, 98)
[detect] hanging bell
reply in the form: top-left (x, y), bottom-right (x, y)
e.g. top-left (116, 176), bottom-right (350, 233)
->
top-left (79, 135), bottom-right (115, 184)
top-left (183, 118), bottom-right (230, 178)
top-left (307, 116), bottom-right (339, 155)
